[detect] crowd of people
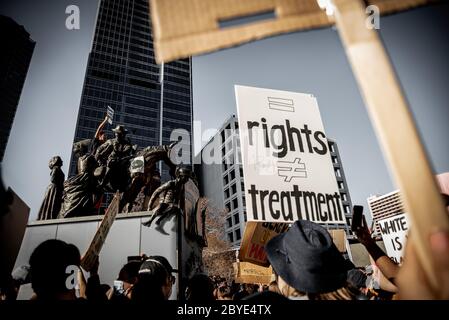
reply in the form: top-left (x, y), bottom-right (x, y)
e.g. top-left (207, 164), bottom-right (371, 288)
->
top-left (1, 211), bottom-right (448, 301)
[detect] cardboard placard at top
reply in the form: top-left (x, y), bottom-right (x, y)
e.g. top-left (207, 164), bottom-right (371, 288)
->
top-left (149, 0), bottom-right (438, 63)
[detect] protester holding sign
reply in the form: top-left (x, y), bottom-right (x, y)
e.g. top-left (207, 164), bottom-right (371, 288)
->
top-left (236, 86), bottom-right (345, 225)
top-left (265, 220), bottom-right (360, 300)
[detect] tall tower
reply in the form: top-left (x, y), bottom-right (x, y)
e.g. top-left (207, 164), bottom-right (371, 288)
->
top-left (0, 15), bottom-right (35, 161)
top-left (70, 0), bottom-right (192, 181)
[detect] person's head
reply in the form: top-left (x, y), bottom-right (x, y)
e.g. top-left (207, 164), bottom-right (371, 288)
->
top-left (131, 256), bottom-right (175, 301)
top-left (185, 273), bottom-right (215, 302)
top-left (29, 239), bottom-right (80, 300)
top-left (175, 166), bottom-right (191, 184)
top-left (49, 156), bottom-right (63, 169)
top-left (117, 260), bottom-right (142, 296)
top-left (112, 125), bottom-right (128, 141)
top-left (216, 284), bottom-right (232, 300)
top-left (266, 220), bottom-right (356, 300)
top-left (347, 268), bottom-right (368, 294)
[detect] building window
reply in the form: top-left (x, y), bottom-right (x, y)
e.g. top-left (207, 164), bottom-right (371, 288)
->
top-left (222, 146), bottom-right (226, 157)
top-left (228, 232), bottom-right (234, 243)
top-left (227, 141), bottom-right (232, 153)
top-left (231, 184), bottom-right (237, 195)
top-left (242, 196), bottom-right (246, 207)
top-left (232, 198), bottom-right (238, 210)
top-left (235, 228), bottom-right (241, 241)
top-left (230, 169), bottom-right (235, 181)
top-left (241, 182), bottom-right (245, 192)
top-left (341, 193), bottom-right (347, 201)
top-left (243, 211), bottom-right (247, 222)
top-left (234, 214), bottom-right (240, 224)
top-left (336, 169), bottom-right (341, 177)
top-left (223, 175), bottom-right (229, 185)
top-left (221, 130), bottom-right (225, 144)
top-left (227, 217), bottom-right (232, 228)
top-left (224, 188), bottom-right (230, 199)
top-left (239, 168), bottom-right (243, 178)
top-left (338, 181), bottom-right (344, 189)
top-left (225, 202), bottom-right (231, 212)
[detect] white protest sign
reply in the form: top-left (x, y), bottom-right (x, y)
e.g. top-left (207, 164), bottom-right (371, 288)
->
top-left (378, 213), bottom-right (410, 264)
top-left (107, 105), bottom-right (114, 125)
top-left (235, 85), bottom-right (344, 224)
top-left (130, 156), bottom-right (145, 174)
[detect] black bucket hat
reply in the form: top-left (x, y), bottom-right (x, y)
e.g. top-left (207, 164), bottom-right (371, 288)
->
top-left (265, 220), bottom-right (347, 294)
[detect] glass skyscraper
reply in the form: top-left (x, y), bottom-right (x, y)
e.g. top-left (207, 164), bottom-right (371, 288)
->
top-left (70, 0), bottom-right (192, 181)
top-left (0, 15), bottom-right (35, 161)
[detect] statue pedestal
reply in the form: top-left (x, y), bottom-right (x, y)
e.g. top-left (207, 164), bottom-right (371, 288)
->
top-left (14, 211), bottom-right (190, 299)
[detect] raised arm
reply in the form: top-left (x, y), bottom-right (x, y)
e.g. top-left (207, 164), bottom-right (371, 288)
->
top-left (94, 115), bottom-right (109, 139)
top-left (355, 217), bottom-right (400, 285)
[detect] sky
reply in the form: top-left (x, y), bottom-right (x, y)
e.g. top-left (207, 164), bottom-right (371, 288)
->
top-left (1, 1), bottom-right (449, 221)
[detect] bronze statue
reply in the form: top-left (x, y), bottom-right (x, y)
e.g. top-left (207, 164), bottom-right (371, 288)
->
top-left (58, 154), bottom-right (98, 218)
top-left (142, 166), bottom-right (191, 228)
top-left (37, 156), bottom-right (64, 220)
top-left (120, 141), bottom-right (178, 213)
top-left (95, 125), bottom-right (134, 192)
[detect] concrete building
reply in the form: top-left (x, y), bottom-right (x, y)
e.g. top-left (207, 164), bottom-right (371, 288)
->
top-left (196, 115), bottom-right (353, 248)
top-left (327, 138), bottom-right (353, 235)
top-left (367, 190), bottom-right (404, 237)
top-left (69, 0), bottom-right (192, 182)
top-left (0, 15), bottom-right (35, 161)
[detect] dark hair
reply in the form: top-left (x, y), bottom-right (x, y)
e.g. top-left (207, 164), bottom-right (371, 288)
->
top-left (29, 240), bottom-right (80, 299)
top-left (186, 274), bottom-right (215, 302)
top-left (118, 261), bottom-right (142, 284)
top-left (131, 259), bottom-right (170, 302)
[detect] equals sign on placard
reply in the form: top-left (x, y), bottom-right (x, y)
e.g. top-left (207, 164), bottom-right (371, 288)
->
top-left (267, 97), bottom-right (294, 112)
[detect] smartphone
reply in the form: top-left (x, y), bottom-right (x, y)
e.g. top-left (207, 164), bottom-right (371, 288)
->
top-left (113, 280), bottom-right (124, 295)
top-left (351, 205), bottom-right (364, 232)
top-left (127, 255), bottom-right (142, 262)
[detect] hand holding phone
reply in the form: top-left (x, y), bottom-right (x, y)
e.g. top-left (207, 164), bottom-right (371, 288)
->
top-left (351, 205), bottom-right (364, 232)
top-left (113, 280), bottom-right (124, 295)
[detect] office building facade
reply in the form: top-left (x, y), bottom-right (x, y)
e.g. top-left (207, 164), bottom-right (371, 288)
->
top-left (0, 15), bottom-right (35, 161)
top-left (196, 115), bottom-right (353, 248)
top-left (367, 190), bottom-right (404, 237)
top-left (70, 0), bottom-right (192, 181)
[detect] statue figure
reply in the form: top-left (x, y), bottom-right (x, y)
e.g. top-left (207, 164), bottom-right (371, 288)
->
top-left (37, 156), bottom-right (64, 220)
top-left (71, 115), bottom-right (109, 175)
top-left (89, 115), bottom-right (108, 155)
top-left (58, 155), bottom-right (98, 218)
top-left (95, 125), bottom-right (134, 192)
top-left (120, 141), bottom-right (178, 213)
top-left (142, 166), bottom-right (191, 228)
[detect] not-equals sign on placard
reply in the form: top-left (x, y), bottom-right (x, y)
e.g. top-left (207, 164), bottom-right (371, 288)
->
top-left (267, 97), bottom-right (294, 112)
